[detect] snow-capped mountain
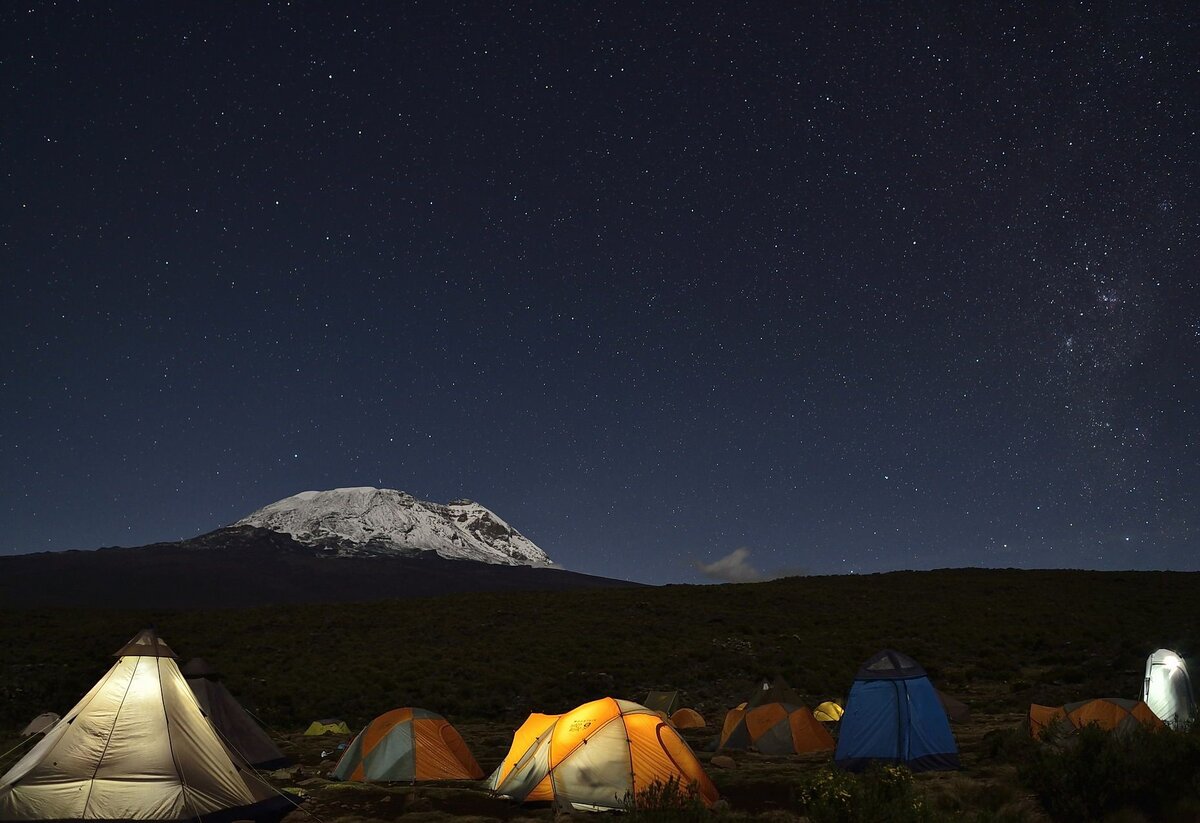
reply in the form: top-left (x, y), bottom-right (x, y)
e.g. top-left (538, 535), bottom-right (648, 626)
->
top-left (233, 487), bottom-right (552, 566)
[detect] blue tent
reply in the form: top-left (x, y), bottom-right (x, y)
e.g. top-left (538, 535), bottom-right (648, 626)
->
top-left (834, 650), bottom-right (959, 772)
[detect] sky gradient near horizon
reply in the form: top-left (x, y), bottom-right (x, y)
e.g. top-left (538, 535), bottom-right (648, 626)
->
top-left (2, 3), bottom-right (1197, 584)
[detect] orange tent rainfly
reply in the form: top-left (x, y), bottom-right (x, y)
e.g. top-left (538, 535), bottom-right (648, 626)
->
top-left (1028, 698), bottom-right (1164, 739)
top-left (671, 708), bottom-right (707, 729)
top-left (489, 698), bottom-right (718, 811)
top-left (333, 708), bottom-right (483, 782)
top-left (716, 703), bottom-right (835, 755)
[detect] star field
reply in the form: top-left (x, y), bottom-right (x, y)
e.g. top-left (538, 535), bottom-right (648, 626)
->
top-left (1, 4), bottom-right (1196, 583)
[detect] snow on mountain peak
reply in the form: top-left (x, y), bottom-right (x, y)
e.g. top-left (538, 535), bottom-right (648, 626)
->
top-left (233, 487), bottom-right (552, 566)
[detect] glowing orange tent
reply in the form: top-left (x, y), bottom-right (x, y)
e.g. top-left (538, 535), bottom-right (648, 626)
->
top-left (671, 708), bottom-right (707, 729)
top-left (1027, 698), bottom-right (1164, 740)
top-left (486, 712), bottom-right (559, 790)
top-left (716, 703), bottom-right (835, 755)
top-left (332, 708), bottom-right (483, 782)
top-left (489, 698), bottom-right (718, 811)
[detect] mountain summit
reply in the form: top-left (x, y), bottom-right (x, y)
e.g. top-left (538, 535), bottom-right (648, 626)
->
top-left (233, 487), bottom-right (552, 566)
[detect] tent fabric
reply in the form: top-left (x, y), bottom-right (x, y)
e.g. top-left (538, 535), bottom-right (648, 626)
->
top-left (1027, 704), bottom-right (1066, 740)
top-left (1143, 649), bottom-right (1195, 728)
top-left (333, 708), bottom-right (483, 782)
top-left (670, 708), bottom-right (706, 729)
top-left (0, 629), bottom-right (292, 823)
top-left (814, 701), bottom-right (844, 723)
top-left (746, 676), bottom-right (805, 709)
top-left (835, 650), bottom-right (959, 773)
top-left (18, 715), bottom-right (59, 739)
top-left (936, 691), bottom-right (971, 724)
top-left (717, 703), bottom-right (834, 755)
top-left (1028, 698), bottom-right (1165, 739)
top-left (489, 698), bottom-right (718, 812)
top-left (487, 713), bottom-right (560, 792)
top-left (642, 691), bottom-right (682, 716)
top-left (182, 659), bottom-right (290, 769)
top-left (304, 719), bottom-right (351, 735)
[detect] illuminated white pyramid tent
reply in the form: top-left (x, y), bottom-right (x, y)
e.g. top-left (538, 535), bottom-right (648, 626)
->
top-left (0, 630), bottom-right (292, 822)
top-left (1143, 648), bottom-right (1195, 729)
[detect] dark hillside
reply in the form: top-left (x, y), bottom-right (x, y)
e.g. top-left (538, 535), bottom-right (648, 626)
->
top-left (1, 568), bottom-right (1195, 733)
top-left (0, 527), bottom-right (637, 608)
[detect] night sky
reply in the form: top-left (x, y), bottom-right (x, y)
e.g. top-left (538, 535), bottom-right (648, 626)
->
top-left (3, 4), bottom-right (1197, 584)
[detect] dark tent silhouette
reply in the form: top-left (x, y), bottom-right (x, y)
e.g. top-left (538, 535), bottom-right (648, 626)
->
top-left (182, 657), bottom-right (290, 769)
top-left (746, 676), bottom-right (805, 709)
top-left (642, 691), bottom-right (682, 716)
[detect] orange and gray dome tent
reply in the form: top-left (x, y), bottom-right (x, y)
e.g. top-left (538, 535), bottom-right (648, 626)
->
top-left (716, 703), bottom-right (835, 755)
top-left (489, 698), bottom-right (718, 812)
top-left (671, 708), bottom-right (707, 729)
top-left (1027, 698), bottom-right (1164, 739)
top-left (0, 629), bottom-right (293, 823)
top-left (181, 658), bottom-right (290, 769)
top-left (332, 708), bottom-right (483, 782)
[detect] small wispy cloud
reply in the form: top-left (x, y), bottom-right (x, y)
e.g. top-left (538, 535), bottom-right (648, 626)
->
top-left (695, 547), bottom-right (809, 583)
top-left (696, 547), bottom-right (764, 583)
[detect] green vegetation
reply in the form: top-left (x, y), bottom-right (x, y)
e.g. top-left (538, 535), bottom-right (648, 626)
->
top-left (793, 765), bottom-right (933, 823)
top-left (1, 568), bottom-right (1198, 821)
top-left (1018, 722), bottom-right (1200, 822)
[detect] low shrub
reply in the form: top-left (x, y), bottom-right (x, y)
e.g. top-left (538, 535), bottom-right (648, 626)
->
top-left (624, 777), bottom-right (710, 823)
top-left (794, 764), bottom-right (934, 823)
top-left (1018, 722), bottom-right (1200, 822)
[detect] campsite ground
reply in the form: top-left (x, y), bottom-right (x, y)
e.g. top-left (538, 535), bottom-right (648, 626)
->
top-left (2, 568), bottom-right (1198, 821)
top-left (252, 709), bottom-right (1046, 823)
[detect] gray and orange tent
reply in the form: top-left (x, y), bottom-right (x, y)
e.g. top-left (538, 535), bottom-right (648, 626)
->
top-left (332, 708), bottom-right (483, 782)
top-left (1027, 698), bottom-right (1164, 740)
top-left (716, 703), bottom-right (835, 755)
top-left (488, 698), bottom-right (718, 811)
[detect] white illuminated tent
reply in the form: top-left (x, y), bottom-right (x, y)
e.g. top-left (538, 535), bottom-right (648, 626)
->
top-left (0, 629), bottom-right (293, 822)
top-left (1143, 648), bottom-right (1195, 729)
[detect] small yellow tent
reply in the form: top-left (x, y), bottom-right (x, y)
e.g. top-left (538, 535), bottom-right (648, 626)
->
top-left (304, 719), bottom-right (351, 735)
top-left (489, 698), bottom-right (718, 811)
top-left (814, 701), bottom-right (844, 723)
